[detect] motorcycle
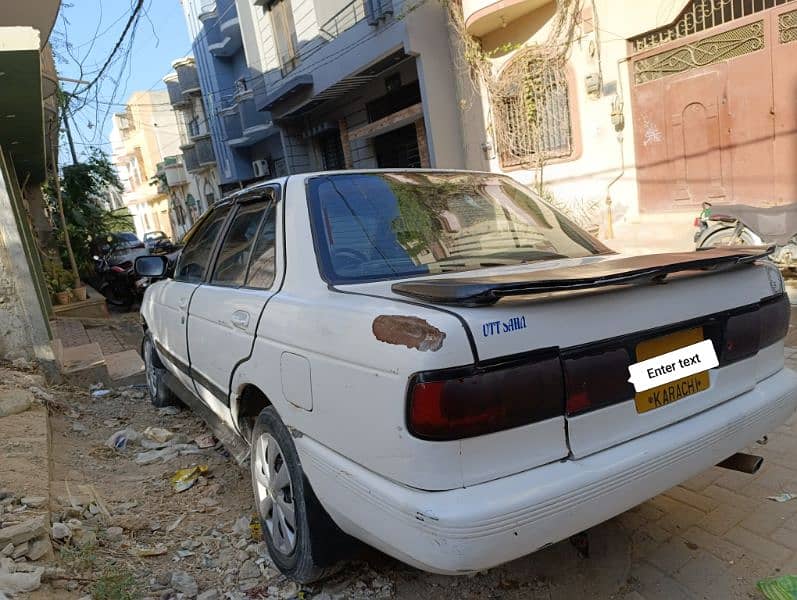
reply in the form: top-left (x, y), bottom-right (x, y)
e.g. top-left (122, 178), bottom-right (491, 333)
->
top-left (694, 201), bottom-right (797, 269)
top-left (91, 236), bottom-right (150, 310)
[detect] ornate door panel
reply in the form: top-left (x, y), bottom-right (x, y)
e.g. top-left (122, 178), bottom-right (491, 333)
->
top-left (630, 1), bottom-right (792, 211)
top-left (666, 71), bottom-right (728, 204)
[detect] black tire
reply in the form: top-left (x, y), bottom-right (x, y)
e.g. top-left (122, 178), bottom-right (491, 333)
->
top-left (697, 226), bottom-right (758, 249)
top-left (250, 407), bottom-right (342, 583)
top-left (141, 334), bottom-right (180, 408)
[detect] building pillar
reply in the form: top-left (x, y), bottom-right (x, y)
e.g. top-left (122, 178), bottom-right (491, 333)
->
top-left (339, 119), bottom-right (354, 168)
top-left (416, 119), bottom-right (431, 168)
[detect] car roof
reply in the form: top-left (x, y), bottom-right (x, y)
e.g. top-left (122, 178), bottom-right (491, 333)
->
top-left (219, 169), bottom-right (499, 205)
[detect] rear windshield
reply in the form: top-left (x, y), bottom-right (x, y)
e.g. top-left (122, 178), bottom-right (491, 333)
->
top-left (307, 172), bottom-right (610, 284)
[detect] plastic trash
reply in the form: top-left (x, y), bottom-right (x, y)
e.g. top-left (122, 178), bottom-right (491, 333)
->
top-left (144, 427), bottom-right (174, 443)
top-left (91, 389), bottom-right (111, 398)
top-left (756, 575), bottom-right (797, 599)
top-left (105, 428), bottom-right (141, 449)
top-left (135, 447), bottom-right (179, 465)
top-left (170, 465), bottom-right (209, 492)
top-left (768, 493), bottom-right (797, 503)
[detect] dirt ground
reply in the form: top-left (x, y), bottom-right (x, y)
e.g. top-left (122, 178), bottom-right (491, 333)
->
top-left (0, 364), bottom-right (635, 599)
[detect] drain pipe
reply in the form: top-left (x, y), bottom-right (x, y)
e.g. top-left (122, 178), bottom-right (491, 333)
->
top-left (605, 57), bottom-right (631, 240)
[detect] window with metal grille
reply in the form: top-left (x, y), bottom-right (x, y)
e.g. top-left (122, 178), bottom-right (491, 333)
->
top-left (495, 60), bottom-right (572, 168)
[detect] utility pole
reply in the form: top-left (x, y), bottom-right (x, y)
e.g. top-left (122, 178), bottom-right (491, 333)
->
top-left (61, 101), bottom-right (79, 165)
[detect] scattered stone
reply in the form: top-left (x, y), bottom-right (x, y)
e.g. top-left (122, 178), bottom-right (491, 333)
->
top-left (25, 536), bottom-right (52, 561)
top-left (0, 491), bottom-right (11, 502)
top-left (231, 516), bottom-right (250, 536)
top-left (105, 526), bottom-right (123, 540)
top-left (50, 523), bottom-right (71, 541)
top-left (20, 497), bottom-right (46, 509)
top-left (11, 358), bottom-right (33, 370)
top-left (155, 571), bottom-right (172, 586)
top-left (0, 566), bottom-right (43, 593)
top-left (170, 571), bottom-right (198, 597)
top-left (0, 390), bottom-right (32, 417)
top-left (197, 589), bottom-right (220, 600)
top-left (157, 406), bottom-right (180, 416)
top-left (238, 578), bottom-right (261, 592)
top-left (0, 516), bottom-right (48, 546)
top-left (238, 559), bottom-right (260, 580)
top-left (0, 543), bottom-right (13, 557)
top-left (112, 514), bottom-right (147, 532)
top-left (71, 422), bottom-right (87, 433)
top-left (11, 542), bottom-right (28, 559)
top-left (29, 387), bottom-right (54, 404)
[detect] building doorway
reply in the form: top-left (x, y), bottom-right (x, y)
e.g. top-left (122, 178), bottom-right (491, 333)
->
top-left (374, 124), bottom-right (421, 168)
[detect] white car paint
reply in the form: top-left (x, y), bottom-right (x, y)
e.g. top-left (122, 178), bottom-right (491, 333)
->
top-left (140, 170), bottom-right (797, 575)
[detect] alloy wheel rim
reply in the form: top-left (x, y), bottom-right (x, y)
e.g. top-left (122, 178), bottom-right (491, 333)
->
top-left (144, 341), bottom-right (157, 399)
top-left (252, 432), bottom-right (297, 555)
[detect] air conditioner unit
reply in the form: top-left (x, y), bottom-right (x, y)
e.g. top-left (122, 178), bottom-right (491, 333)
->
top-left (252, 160), bottom-right (270, 178)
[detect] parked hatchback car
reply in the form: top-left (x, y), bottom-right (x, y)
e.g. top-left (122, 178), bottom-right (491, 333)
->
top-left (136, 170), bottom-right (797, 582)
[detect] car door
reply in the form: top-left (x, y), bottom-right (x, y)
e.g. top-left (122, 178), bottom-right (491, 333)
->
top-left (152, 204), bottom-right (233, 391)
top-left (186, 187), bottom-right (280, 427)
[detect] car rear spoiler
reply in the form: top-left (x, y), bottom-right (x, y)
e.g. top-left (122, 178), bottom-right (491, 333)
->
top-left (391, 246), bottom-right (775, 307)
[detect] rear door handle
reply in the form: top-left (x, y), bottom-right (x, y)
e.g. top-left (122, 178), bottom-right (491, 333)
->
top-left (231, 310), bottom-right (250, 330)
top-left (178, 297), bottom-right (187, 309)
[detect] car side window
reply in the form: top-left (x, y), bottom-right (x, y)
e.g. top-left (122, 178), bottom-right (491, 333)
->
top-left (174, 205), bottom-right (232, 283)
top-left (245, 202), bottom-right (277, 289)
top-left (211, 201), bottom-right (268, 286)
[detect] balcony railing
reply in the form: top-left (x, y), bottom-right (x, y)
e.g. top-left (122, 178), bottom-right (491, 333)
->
top-left (319, 0), bottom-right (368, 40)
top-left (182, 145), bottom-right (200, 172)
top-left (175, 62), bottom-right (201, 95)
top-left (195, 137), bottom-right (216, 166)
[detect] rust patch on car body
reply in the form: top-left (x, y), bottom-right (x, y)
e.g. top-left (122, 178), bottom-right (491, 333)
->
top-left (372, 316), bottom-right (446, 352)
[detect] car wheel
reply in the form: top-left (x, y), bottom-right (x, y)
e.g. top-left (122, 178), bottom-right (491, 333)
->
top-left (250, 407), bottom-right (341, 583)
top-left (142, 334), bottom-right (180, 408)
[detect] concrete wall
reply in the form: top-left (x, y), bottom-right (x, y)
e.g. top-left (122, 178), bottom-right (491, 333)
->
top-left (0, 146), bottom-right (52, 363)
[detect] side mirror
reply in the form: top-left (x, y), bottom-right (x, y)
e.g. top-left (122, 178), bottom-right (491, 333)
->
top-left (135, 255), bottom-right (168, 279)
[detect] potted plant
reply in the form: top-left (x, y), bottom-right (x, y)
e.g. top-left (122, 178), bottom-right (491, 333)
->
top-left (71, 274), bottom-right (87, 302)
top-left (45, 262), bottom-right (74, 305)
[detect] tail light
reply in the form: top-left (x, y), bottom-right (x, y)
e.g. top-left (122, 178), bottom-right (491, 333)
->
top-left (563, 348), bottom-right (635, 416)
top-left (759, 294), bottom-right (790, 349)
top-left (407, 353), bottom-right (564, 441)
top-left (722, 310), bottom-right (761, 363)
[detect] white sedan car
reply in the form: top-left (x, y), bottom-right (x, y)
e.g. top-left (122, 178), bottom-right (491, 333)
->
top-left (135, 170), bottom-right (797, 582)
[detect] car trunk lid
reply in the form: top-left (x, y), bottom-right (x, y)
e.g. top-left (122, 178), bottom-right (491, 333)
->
top-left (345, 248), bottom-right (786, 469)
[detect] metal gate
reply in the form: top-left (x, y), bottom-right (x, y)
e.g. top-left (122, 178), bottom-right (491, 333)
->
top-left (630, 0), bottom-right (797, 211)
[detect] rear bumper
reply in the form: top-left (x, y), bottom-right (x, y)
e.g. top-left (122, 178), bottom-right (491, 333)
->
top-left (297, 367), bottom-right (797, 574)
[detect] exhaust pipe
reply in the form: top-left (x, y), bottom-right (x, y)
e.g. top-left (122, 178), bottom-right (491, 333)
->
top-left (717, 452), bottom-right (764, 474)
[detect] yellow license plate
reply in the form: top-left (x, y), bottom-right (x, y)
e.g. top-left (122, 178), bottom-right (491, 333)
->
top-left (634, 327), bottom-right (710, 414)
